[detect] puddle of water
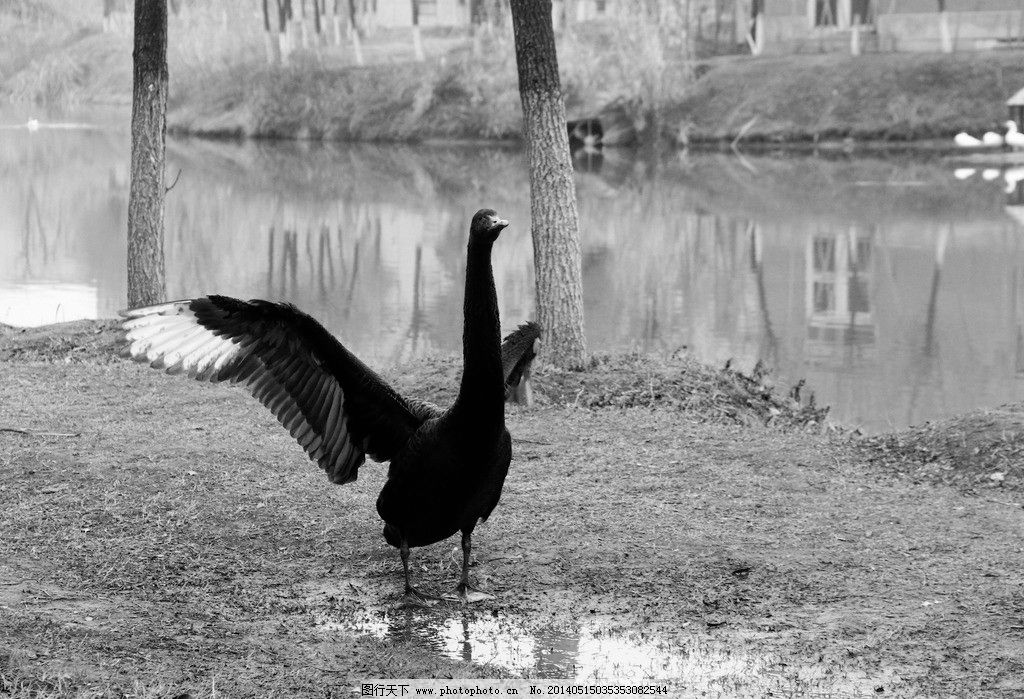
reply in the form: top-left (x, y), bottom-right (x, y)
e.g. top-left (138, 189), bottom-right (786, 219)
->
top-left (0, 281), bottom-right (100, 327)
top-left (320, 608), bottom-right (685, 680)
top-left (315, 608), bottom-right (902, 693)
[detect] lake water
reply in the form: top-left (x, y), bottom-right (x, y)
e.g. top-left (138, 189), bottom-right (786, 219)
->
top-left (2, 108), bottom-right (1023, 431)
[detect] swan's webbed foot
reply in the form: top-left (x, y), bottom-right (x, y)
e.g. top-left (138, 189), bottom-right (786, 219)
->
top-left (398, 586), bottom-right (441, 608)
top-left (456, 582), bottom-right (494, 604)
top-left (451, 530), bottom-right (493, 603)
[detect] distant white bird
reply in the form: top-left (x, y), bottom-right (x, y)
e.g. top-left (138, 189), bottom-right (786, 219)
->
top-left (954, 132), bottom-right (982, 147)
top-left (25, 118), bottom-right (39, 132)
top-left (983, 168), bottom-right (1001, 181)
top-left (1004, 166), bottom-right (1024, 194)
top-left (982, 129), bottom-right (1004, 147)
top-left (953, 168), bottom-right (977, 180)
top-left (1004, 120), bottom-right (1024, 150)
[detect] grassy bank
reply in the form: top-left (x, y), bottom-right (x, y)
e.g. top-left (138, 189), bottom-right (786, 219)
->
top-left (671, 50), bottom-right (1024, 144)
top-left (2, 321), bottom-right (1023, 696)
top-left (0, 2), bottom-right (129, 106)
top-left (168, 46), bottom-right (1024, 146)
top-left (167, 54), bottom-right (524, 142)
top-left (9, 3), bottom-right (1023, 145)
top-left (165, 20), bottom-right (682, 143)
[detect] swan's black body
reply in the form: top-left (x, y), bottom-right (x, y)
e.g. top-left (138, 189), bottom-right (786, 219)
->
top-left (377, 211), bottom-right (512, 586)
top-left (120, 209), bottom-right (530, 600)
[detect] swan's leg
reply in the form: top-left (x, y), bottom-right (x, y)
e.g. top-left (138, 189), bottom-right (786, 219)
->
top-left (457, 529), bottom-right (494, 603)
top-left (399, 537), bottom-right (438, 607)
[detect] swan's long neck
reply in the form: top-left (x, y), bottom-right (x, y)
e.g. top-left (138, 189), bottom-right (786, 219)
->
top-left (452, 235), bottom-right (503, 425)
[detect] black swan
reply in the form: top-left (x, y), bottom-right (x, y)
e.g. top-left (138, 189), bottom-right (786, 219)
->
top-left (120, 209), bottom-right (532, 604)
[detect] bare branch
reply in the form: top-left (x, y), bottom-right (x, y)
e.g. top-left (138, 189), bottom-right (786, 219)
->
top-left (165, 168), bottom-right (182, 193)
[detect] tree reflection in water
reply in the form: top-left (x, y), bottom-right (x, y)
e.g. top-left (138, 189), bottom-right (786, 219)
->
top-left (2, 116), bottom-right (1024, 430)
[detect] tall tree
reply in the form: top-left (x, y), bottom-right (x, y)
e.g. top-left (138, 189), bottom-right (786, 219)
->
top-left (127, 0), bottom-right (168, 308)
top-left (346, 0), bottom-right (364, 64)
top-left (262, 0), bottom-right (280, 63)
top-left (509, 0), bottom-right (586, 369)
top-left (329, 0), bottom-right (343, 44)
top-left (937, 0), bottom-right (953, 53)
top-left (312, 0), bottom-right (322, 41)
top-left (297, 0), bottom-right (310, 48)
top-left (410, 0), bottom-right (425, 61)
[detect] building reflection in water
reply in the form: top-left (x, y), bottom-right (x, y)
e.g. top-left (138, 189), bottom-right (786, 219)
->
top-left (2, 114), bottom-right (1024, 430)
top-left (806, 227), bottom-right (875, 362)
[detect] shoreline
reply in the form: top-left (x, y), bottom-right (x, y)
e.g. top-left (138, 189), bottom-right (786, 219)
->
top-left (7, 40), bottom-right (1024, 152)
top-left (2, 318), bottom-right (1021, 497)
top-left (6, 109), bottom-right (1019, 159)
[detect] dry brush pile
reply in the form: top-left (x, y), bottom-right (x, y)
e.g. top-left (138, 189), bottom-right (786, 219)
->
top-left (1, 321), bottom-right (828, 432)
top-left (860, 406), bottom-right (1024, 495)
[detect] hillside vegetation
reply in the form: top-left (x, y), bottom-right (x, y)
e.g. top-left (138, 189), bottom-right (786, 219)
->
top-left (670, 50), bottom-right (1024, 144)
top-left (3, 2), bottom-right (1024, 145)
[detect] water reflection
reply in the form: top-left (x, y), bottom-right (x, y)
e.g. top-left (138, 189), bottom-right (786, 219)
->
top-left (324, 609), bottom-right (701, 680)
top-left (2, 111), bottom-right (1023, 430)
top-left (317, 608), bottom-right (901, 692)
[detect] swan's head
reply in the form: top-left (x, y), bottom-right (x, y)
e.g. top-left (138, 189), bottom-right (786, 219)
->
top-left (1008, 120), bottom-right (1019, 131)
top-left (470, 208), bottom-right (509, 242)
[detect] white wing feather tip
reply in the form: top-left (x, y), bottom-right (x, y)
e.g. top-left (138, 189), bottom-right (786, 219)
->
top-left (118, 295), bottom-right (385, 485)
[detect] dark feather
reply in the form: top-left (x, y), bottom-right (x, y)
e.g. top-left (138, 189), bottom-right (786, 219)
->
top-left (122, 296), bottom-right (436, 484)
top-left (501, 321), bottom-right (541, 396)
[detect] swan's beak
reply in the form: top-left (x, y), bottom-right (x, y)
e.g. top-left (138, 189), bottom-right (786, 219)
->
top-left (491, 217), bottom-right (509, 231)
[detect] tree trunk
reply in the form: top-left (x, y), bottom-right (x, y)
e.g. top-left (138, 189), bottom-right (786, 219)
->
top-left (263, 0), bottom-right (281, 63)
top-left (297, 0), bottom-right (310, 48)
top-left (347, 0), bottom-right (364, 64)
top-left (509, 0), bottom-right (587, 370)
top-left (127, 0), bottom-right (167, 309)
top-left (937, 1), bottom-right (953, 53)
top-left (713, 0), bottom-right (722, 50)
top-left (411, 0), bottom-right (425, 61)
top-left (363, 0), bottom-right (376, 35)
top-left (470, 0), bottom-right (487, 56)
top-left (278, 0), bottom-right (293, 64)
top-left (330, 0), bottom-right (342, 44)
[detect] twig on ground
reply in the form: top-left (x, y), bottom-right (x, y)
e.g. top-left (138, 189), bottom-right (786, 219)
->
top-left (0, 427), bottom-right (80, 437)
top-left (983, 497), bottom-right (1023, 508)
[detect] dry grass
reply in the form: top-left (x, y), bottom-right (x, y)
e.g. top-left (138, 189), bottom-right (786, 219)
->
top-left (0, 320), bottom-right (828, 430)
top-left (860, 404), bottom-right (1024, 495)
top-left (2, 323), bottom-right (1024, 695)
top-left (669, 50), bottom-right (1024, 144)
top-left (398, 352), bottom-right (829, 430)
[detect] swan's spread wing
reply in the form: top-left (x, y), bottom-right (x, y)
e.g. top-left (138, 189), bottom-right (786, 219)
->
top-left (501, 321), bottom-right (541, 392)
top-left (121, 295), bottom-right (427, 484)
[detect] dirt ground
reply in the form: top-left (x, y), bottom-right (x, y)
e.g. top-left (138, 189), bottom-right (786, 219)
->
top-left (1, 323), bottom-right (1023, 697)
